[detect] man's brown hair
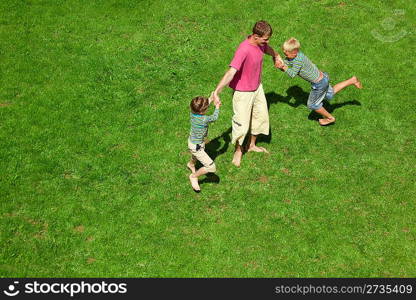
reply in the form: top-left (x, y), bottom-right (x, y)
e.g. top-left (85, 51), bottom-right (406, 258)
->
top-left (252, 20), bottom-right (272, 37)
top-left (190, 96), bottom-right (209, 114)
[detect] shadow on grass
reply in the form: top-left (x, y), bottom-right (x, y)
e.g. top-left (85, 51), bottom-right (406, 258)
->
top-left (307, 100), bottom-right (361, 120)
top-left (197, 85), bottom-right (361, 174)
top-left (266, 85), bottom-right (307, 108)
top-left (265, 85), bottom-right (362, 121)
top-left (193, 127), bottom-right (231, 186)
top-left (205, 127), bottom-right (232, 161)
top-left (199, 173), bottom-right (220, 184)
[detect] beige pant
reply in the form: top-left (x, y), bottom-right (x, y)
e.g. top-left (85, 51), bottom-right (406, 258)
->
top-left (188, 139), bottom-right (216, 172)
top-left (232, 84), bottom-right (269, 145)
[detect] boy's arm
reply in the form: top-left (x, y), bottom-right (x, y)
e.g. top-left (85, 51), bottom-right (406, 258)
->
top-left (212, 67), bottom-right (238, 103)
top-left (279, 57), bottom-right (301, 78)
top-left (206, 107), bottom-right (220, 123)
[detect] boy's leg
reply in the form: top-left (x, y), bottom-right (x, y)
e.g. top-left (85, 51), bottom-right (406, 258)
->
top-left (333, 76), bottom-right (362, 94)
top-left (248, 84), bottom-right (269, 153)
top-left (316, 76), bottom-right (362, 126)
top-left (189, 167), bottom-right (209, 192)
top-left (188, 146), bottom-right (216, 192)
top-left (314, 107), bottom-right (335, 126)
top-left (308, 76), bottom-right (335, 126)
top-left (187, 156), bottom-right (197, 173)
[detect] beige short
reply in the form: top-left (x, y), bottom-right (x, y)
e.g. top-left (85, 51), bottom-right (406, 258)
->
top-left (188, 139), bottom-right (216, 172)
top-left (232, 84), bottom-right (269, 145)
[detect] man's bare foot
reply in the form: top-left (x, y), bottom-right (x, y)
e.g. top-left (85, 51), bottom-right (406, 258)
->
top-left (247, 145), bottom-right (269, 153)
top-left (352, 76), bottom-right (363, 89)
top-left (319, 117), bottom-right (336, 126)
top-left (189, 174), bottom-right (200, 192)
top-left (187, 162), bottom-right (196, 173)
top-left (232, 150), bottom-right (242, 167)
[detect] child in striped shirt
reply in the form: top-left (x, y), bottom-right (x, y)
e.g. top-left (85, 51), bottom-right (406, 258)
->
top-left (187, 95), bottom-right (220, 192)
top-left (277, 38), bottom-right (362, 126)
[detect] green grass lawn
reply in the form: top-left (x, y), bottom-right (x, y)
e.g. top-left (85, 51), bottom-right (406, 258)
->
top-left (1, 0), bottom-right (415, 277)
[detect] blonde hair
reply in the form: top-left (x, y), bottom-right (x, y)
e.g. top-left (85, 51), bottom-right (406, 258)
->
top-left (282, 38), bottom-right (301, 52)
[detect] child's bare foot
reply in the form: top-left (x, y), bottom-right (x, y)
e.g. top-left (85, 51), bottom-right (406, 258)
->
top-left (189, 174), bottom-right (200, 192)
top-left (247, 145), bottom-right (269, 153)
top-left (187, 162), bottom-right (196, 173)
top-left (319, 117), bottom-right (336, 126)
top-left (352, 76), bottom-right (363, 89)
top-left (232, 150), bottom-right (242, 167)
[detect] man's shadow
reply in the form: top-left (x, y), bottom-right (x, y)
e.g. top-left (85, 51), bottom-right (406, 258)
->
top-left (259, 86), bottom-right (308, 143)
top-left (265, 85), bottom-right (361, 121)
top-left (266, 85), bottom-right (307, 108)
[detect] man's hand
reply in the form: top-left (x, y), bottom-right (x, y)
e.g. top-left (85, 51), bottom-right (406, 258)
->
top-left (274, 57), bottom-right (284, 69)
top-left (214, 98), bottom-right (221, 109)
top-left (212, 91), bottom-right (221, 106)
top-left (273, 54), bottom-right (286, 68)
top-left (275, 59), bottom-right (288, 71)
top-left (208, 91), bottom-right (215, 103)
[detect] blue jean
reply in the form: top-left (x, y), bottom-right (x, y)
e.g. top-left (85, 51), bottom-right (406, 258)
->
top-left (307, 72), bottom-right (334, 110)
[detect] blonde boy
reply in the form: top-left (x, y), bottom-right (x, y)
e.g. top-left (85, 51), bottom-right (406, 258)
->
top-left (277, 38), bottom-right (362, 126)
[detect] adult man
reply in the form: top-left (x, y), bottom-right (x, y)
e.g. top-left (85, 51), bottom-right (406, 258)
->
top-left (213, 21), bottom-right (283, 167)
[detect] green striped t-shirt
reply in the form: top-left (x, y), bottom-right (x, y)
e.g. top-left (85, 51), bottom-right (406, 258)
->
top-left (284, 51), bottom-right (320, 83)
top-left (189, 108), bottom-right (220, 144)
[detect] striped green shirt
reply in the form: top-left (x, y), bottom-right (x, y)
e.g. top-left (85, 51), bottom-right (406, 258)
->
top-left (284, 51), bottom-right (320, 83)
top-left (189, 108), bottom-right (220, 144)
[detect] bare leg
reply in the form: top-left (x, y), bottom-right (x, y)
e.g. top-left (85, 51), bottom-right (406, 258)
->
top-left (315, 107), bottom-right (336, 126)
top-left (189, 167), bottom-right (209, 192)
top-left (187, 157), bottom-right (196, 173)
top-left (247, 135), bottom-right (269, 153)
top-left (333, 76), bottom-right (362, 94)
top-left (232, 142), bottom-right (243, 167)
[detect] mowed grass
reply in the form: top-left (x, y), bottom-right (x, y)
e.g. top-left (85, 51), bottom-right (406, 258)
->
top-left (0, 0), bottom-right (415, 277)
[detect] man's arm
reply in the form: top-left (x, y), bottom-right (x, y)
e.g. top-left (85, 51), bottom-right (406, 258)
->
top-left (213, 67), bottom-right (238, 103)
top-left (264, 45), bottom-right (284, 68)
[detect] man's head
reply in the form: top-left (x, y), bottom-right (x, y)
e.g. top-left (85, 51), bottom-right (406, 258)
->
top-left (282, 37), bottom-right (300, 59)
top-left (190, 96), bottom-right (210, 115)
top-left (252, 20), bottom-right (272, 46)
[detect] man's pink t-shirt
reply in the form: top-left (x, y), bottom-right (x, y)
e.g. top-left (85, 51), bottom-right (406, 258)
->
top-left (229, 38), bottom-right (267, 92)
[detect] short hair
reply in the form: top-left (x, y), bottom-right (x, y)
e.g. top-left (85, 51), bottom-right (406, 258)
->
top-left (190, 96), bottom-right (209, 114)
top-left (252, 20), bottom-right (272, 37)
top-left (282, 37), bottom-right (301, 52)
top-left (282, 38), bottom-right (300, 52)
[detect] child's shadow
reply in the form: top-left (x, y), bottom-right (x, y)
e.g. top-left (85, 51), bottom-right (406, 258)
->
top-left (307, 99), bottom-right (361, 121)
top-left (197, 127), bottom-right (232, 185)
top-left (266, 85), bottom-right (361, 121)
